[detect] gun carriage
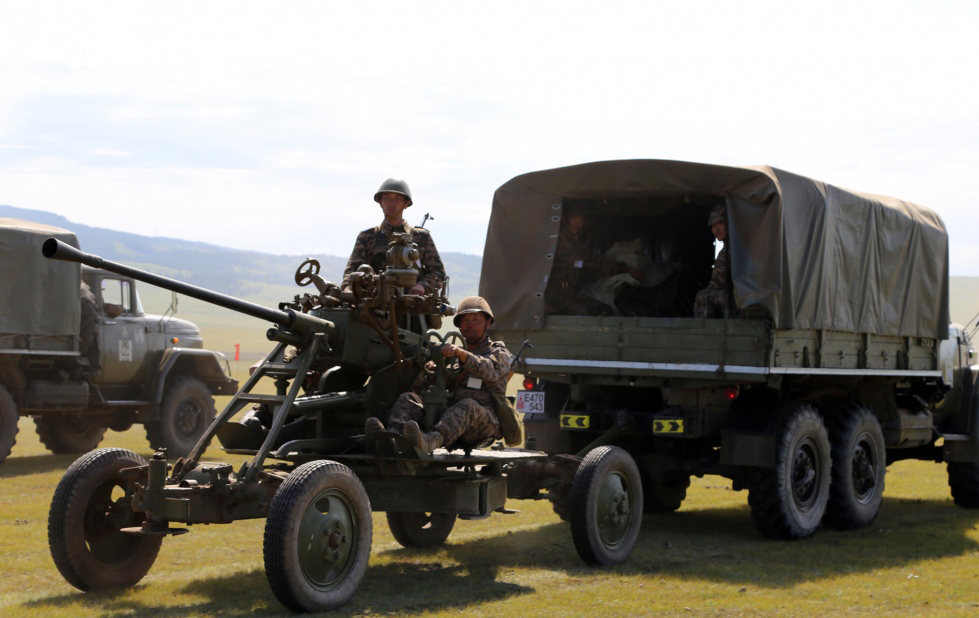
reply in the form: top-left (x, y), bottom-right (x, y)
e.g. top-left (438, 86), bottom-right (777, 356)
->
top-left (43, 234), bottom-right (637, 612)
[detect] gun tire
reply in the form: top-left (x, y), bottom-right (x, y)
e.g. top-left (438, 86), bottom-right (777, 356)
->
top-left (0, 386), bottom-right (18, 465)
top-left (34, 415), bottom-right (107, 455)
top-left (264, 460), bottom-right (372, 612)
top-left (145, 376), bottom-right (215, 458)
top-left (386, 511), bottom-right (456, 548)
top-left (570, 445), bottom-right (643, 566)
top-left (747, 403), bottom-right (831, 539)
top-left (48, 448), bottom-right (162, 591)
top-left (824, 403), bottom-right (885, 529)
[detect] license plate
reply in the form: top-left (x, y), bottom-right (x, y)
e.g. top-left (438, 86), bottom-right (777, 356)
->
top-left (516, 390), bottom-right (545, 414)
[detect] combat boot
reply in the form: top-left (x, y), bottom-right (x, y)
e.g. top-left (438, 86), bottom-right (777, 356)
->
top-left (404, 420), bottom-right (443, 452)
top-left (365, 417), bottom-right (385, 434)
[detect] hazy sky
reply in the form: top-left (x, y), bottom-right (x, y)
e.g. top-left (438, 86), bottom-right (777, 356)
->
top-left (2, 1), bottom-right (978, 272)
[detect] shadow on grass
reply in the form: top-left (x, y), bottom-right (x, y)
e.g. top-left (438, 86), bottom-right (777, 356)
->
top-left (0, 452), bottom-right (81, 478)
top-left (25, 561), bottom-right (532, 617)
top-left (21, 497), bottom-right (979, 615)
top-left (383, 495), bottom-right (979, 591)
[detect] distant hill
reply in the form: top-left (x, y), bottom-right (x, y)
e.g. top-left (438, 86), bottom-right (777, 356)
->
top-left (0, 204), bottom-right (482, 303)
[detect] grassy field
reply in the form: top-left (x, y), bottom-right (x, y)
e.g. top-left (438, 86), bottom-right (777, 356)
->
top-left (4, 285), bottom-right (979, 617)
top-left (3, 410), bottom-right (979, 617)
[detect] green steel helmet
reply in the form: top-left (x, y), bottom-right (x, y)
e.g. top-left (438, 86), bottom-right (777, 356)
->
top-left (374, 178), bottom-right (413, 208)
top-left (453, 296), bottom-right (494, 326)
top-left (707, 203), bottom-right (727, 226)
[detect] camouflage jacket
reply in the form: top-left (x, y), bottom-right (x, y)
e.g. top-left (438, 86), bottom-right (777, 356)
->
top-left (549, 227), bottom-right (625, 291)
top-left (707, 245), bottom-right (730, 290)
top-left (342, 220), bottom-right (446, 293)
top-left (448, 335), bottom-right (512, 409)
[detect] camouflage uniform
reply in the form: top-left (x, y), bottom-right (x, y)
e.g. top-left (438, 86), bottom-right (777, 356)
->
top-left (694, 205), bottom-right (735, 318)
top-left (388, 334), bottom-right (512, 448)
top-left (545, 227), bottom-right (624, 315)
top-left (342, 221), bottom-right (445, 293)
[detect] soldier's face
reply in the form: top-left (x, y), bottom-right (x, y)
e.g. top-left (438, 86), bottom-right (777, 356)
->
top-left (379, 193), bottom-right (407, 219)
top-left (711, 221), bottom-right (728, 241)
top-left (565, 214), bottom-right (586, 236)
top-left (458, 312), bottom-right (489, 343)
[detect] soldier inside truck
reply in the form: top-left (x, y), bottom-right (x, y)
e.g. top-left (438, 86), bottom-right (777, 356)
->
top-left (543, 197), bottom-right (726, 318)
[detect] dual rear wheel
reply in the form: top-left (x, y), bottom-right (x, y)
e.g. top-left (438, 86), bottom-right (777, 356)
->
top-left (747, 402), bottom-right (885, 539)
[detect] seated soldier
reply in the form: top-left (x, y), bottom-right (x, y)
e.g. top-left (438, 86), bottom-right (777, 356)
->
top-left (364, 296), bottom-right (521, 452)
top-left (545, 212), bottom-right (643, 315)
top-left (694, 204), bottom-right (736, 318)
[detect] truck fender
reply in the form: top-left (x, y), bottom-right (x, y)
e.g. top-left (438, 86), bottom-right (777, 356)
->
top-left (719, 387), bottom-right (781, 468)
top-left (151, 348), bottom-right (238, 405)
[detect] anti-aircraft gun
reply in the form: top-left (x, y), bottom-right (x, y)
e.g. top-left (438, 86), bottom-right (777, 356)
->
top-left (42, 235), bottom-right (635, 612)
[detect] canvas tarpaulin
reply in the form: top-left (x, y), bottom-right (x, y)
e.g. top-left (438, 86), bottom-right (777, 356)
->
top-left (0, 219), bottom-right (81, 337)
top-left (479, 159), bottom-right (949, 340)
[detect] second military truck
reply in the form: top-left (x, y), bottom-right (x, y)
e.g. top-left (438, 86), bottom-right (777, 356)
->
top-left (482, 159), bottom-right (979, 541)
top-left (0, 219), bottom-right (238, 464)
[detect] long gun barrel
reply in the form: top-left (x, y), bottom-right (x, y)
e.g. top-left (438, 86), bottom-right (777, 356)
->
top-left (42, 238), bottom-right (333, 335)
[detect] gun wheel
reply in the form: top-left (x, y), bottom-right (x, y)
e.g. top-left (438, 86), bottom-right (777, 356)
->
top-left (264, 460), bottom-right (372, 612)
top-left (570, 446), bottom-right (643, 566)
top-left (48, 448), bottom-right (161, 591)
top-left (441, 331), bottom-right (466, 376)
top-left (294, 258), bottom-right (321, 287)
top-left (386, 511), bottom-right (456, 548)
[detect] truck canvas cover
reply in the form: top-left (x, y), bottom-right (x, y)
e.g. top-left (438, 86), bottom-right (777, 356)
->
top-left (480, 159), bottom-right (949, 340)
top-left (0, 218), bottom-right (81, 337)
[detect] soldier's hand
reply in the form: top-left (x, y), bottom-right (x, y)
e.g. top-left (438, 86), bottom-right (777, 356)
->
top-left (441, 343), bottom-right (467, 362)
top-left (408, 283), bottom-right (426, 295)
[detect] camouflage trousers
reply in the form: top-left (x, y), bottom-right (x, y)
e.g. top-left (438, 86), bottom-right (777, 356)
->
top-left (388, 392), bottom-right (501, 448)
top-left (694, 287), bottom-right (734, 319)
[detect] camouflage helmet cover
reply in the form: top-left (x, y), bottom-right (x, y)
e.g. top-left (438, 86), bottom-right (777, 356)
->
top-left (453, 296), bottom-right (494, 326)
top-left (374, 178), bottom-right (413, 207)
top-left (707, 203), bottom-right (727, 226)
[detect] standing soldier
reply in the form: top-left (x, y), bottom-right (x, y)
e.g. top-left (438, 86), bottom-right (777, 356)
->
top-left (365, 296), bottom-right (522, 452)
top-left (693, 204), bottom-right (736, 318)
top-left (342, 178), bottom-right (445, 296)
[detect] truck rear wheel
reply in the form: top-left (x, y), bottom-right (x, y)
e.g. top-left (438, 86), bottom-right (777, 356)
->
top-left (747, 403), bottom-right (831, 539)
top-left (948, 462), bottom-right (979, 507)
top-left (34, 416), bottom-right (107, 455)
top-left (0, 386), bottom-right (18, 465)
top-left (264, 460), bottom-right (372, 612)
top-left (386, 512), bottom-right (456, 548)
top-left (824, 404), bottom-right (885, 529)
top-left (570, 446), bottom-right (643, 566)
top-left (145, 376), bottom-right (215, 457)
top-left (48, 448), bottom-right (162, 591)
top-left (641, 471), bottom-right (690, 514)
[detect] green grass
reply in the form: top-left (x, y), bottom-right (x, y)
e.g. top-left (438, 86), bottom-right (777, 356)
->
top-left (5, 303), bottom-right (979, 616)
top-left (3, 412), bottom-right (979, 617)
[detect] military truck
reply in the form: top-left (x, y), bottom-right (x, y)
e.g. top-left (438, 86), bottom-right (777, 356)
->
top-left (482, 159), bottom-right (979, 541)
top-left (0, 219), bottom-right (238, 464)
